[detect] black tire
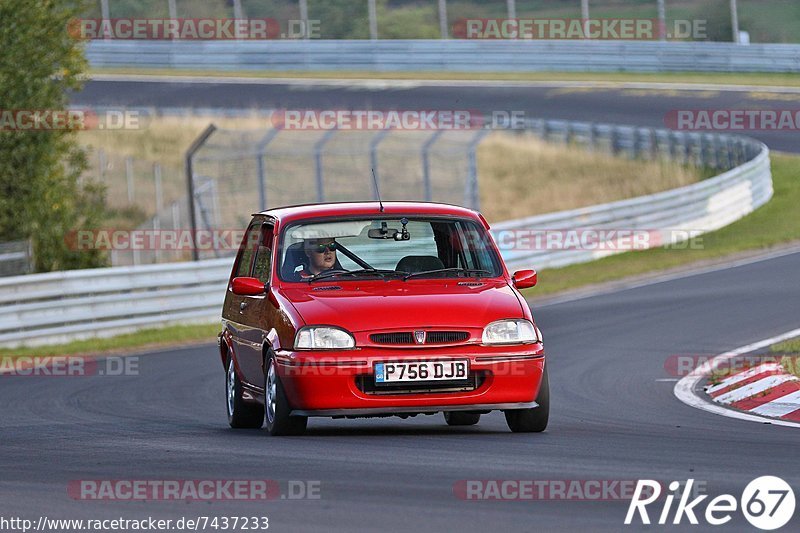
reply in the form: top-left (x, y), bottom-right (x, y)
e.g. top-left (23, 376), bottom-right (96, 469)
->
top-left (226, 352), bottom-right (264, 429)
top-left (505, 366), bottom-right (549, 433)
top-left (264, 355), bottom-right (308, 436)
top-left (444, 411), bottom-right (481, 426)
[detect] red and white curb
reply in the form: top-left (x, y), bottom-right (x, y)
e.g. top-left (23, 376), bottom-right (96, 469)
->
top-left (674, 327), bottom-right (800, 428)
top-left (706, 362), bottom-right (800, 421)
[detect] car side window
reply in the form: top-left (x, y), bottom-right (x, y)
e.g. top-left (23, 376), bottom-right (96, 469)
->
top-left (235, 221), bottom-right (261, 278)
top-left (252, 224), bottom-right (275, 283)
top-left (456, 222), bottom-right (482, 270)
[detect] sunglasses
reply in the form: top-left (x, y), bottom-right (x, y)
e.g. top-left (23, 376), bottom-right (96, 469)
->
top-left (310, 242), bottom-right (337, 253)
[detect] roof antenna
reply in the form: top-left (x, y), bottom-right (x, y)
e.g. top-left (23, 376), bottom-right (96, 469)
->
top-left (371, 167), bottom-right (384, 212)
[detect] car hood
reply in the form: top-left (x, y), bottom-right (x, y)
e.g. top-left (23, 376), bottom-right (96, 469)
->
top-left (281, 280), bottom-right (525, 332)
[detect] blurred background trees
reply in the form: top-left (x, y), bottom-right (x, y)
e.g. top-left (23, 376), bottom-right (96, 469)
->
top-left (0, 0), bottom-right (107, 272)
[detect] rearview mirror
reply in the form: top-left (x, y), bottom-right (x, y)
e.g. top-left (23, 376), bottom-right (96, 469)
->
top-left (231, 277), bottom-right (266, 296)
top-left (368, 227), bottom-right (399, 239)
top-left (512, 269), bottom-right (537, 289)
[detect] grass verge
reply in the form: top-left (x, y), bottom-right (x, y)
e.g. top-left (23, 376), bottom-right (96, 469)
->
top-left (770, 337), bottom-right (800, 378)
top-left (0, 323), bottom-right (219, 358)
top-left (478, 132), bottom-right (701, 221)
top-left (522, 152), bottom-right (800, 299)
top-left (89, 68), bottom-right (800, 88)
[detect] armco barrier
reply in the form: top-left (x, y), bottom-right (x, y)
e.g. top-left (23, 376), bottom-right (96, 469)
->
top-left (85, 40), bottom-right (800, 73)
top-left (496, 141), bottom-right (771, 271)
top-left (0, 259), bottom-right (232, 347)
top-left (0, 127), bottom-right (771, 348)
top-left (0, 240), bottom-right (33, 277)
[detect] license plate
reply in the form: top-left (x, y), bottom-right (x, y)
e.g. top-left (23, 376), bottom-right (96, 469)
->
top-left (374, 360), bottom-right (469, 384)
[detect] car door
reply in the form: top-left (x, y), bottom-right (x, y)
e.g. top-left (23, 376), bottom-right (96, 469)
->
top-left (224, 219), bottom-right (265, 387)
top-left (235, 222), bottom-right (278, 386)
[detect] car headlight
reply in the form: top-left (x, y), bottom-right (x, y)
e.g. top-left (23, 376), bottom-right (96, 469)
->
top-left (294, 326), bottom-right (355, 350)
top-left (482, 319), bottom-right (538, 345)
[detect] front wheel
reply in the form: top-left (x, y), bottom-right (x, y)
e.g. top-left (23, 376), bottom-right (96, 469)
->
top-left (226, 354), bottom-right (264, 429)
top-left (505, 366), bottom-right (549, 433)
top-left (264, 356), bottom-right (308, 436)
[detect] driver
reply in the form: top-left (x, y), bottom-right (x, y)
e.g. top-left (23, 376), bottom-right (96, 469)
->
top-left (298, 238), bottom-right (339, 279)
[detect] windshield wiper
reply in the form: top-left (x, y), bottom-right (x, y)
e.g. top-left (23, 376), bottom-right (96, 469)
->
top-left (402, 268), bottom-right (493, 281)
top-left (308, 268), bottom-right (405, 282)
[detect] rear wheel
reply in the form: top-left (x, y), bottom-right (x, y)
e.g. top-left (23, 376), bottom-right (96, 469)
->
top-left (505, 366), bottom-right (549, 433)
top-left (226, 353), bottom-right (264, 429)
top-left (444, 411), bottom-right (481, 426)
top-left (264, 356), bottom-right (308, 436)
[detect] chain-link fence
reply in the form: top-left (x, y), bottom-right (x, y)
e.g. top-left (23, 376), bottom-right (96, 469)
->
top-left (189, 126), bottom-right (487, 261)
top-left (84, 149), bottom-right (191, 266)
top-left (84, 0), bottom-right (756, 43)
top-left (86, 114), bottom-right (759, 267)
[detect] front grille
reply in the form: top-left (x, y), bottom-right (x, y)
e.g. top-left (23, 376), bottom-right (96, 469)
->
top-left (370, 331), bottom-right (470, 345)
top-left (427, 331), bottom-right (469, 343)
top-left (371, 332), bottom-right (414, 344)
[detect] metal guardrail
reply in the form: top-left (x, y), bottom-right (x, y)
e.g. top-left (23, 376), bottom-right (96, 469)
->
top-left (0, 241), bottom-right (33, 278)
top-left (496, 143), bottom-right (772, 271)
top-left (0, 123), bottom-right (772, 347)
top-left (86, 40), bottom-right (800, 73)
top-left (0, 259), bottom-right (231, 347)
top-left (495, 118), bottom-right (772, 270)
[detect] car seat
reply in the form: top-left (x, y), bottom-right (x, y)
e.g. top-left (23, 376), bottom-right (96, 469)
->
top-left (395, 255), bottom-right (445, 274)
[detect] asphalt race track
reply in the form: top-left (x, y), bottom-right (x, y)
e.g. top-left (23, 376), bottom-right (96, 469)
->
top-left (72, 78), bottom-right (800, 153)
top-left (2, 249), bottom-right (799, 531)
top-left (5, 78), bottom-right (791, 531)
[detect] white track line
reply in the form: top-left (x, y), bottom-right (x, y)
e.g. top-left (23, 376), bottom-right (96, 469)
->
top-left (674, 327), bottom-right (800, 428)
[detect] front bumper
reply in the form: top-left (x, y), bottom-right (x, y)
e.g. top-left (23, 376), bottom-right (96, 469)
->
top-left (274, 343), bottom-right (545, 414)
top-left (291, 401), bottom-right (538, 417)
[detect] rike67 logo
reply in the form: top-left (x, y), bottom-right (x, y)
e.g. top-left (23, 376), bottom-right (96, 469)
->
top-left (625, 477), bottom-right (795, 530)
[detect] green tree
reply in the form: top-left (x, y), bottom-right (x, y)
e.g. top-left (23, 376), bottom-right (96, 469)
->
top-left (308, 0), bottom-right (370, 39)
top-left (0, 0), bottom-right (107, 272)
top-left (693, 0), bottom-right (734, 42)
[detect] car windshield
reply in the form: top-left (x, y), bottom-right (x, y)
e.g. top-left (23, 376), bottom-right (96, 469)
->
top-left (278, 216), bottom-right (503, 282)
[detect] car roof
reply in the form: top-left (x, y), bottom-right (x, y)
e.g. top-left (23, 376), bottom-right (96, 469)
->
top-left (256, 201), bottom-right (484, 225)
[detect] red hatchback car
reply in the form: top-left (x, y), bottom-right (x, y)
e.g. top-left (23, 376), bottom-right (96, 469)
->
top-left (219, 202), bottom-right (548, 435)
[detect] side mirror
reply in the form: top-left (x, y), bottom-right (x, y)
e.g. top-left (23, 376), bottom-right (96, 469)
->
top-left (231, 277), bottom-right (266, 296)
top-left (512, 269), bottom-right (537, 289)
